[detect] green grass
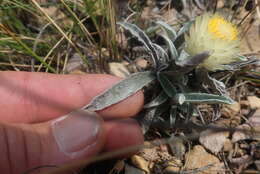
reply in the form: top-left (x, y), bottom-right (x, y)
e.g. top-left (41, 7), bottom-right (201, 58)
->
top-left (0, 0), bottom-right (120, 73)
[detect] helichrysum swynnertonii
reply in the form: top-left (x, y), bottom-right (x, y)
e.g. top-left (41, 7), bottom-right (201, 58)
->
top-left (185, 13), bottom-right (241, 71)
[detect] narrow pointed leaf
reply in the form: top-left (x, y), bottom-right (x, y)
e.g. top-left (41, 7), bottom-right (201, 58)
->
top-left (157, 73), bottom-right (177, 97)
top-left (156, 21), bottom-right (177, 41)
top-left (220, 65), bottom-right (235, 70)
top-left (227, 57), bottom-right (258, 70)
top-left (174, 21), bottom-right (193, 47)
top-left (118, 22), bottom-right (158, 68)
top-left (141, 107), bottom-right (157, 133)
top-left (160, 34), bottom-right (178, 60)
top-left (169, 106), bottom-right (177, 125)
top-left (209, 76), bottom-right (227, 95)
top-left (144, 91), bottom-right (169, 108)
top-left (182, 93), bottom-right (234, 104)
top-left (176, 21), bottom-right (193, 38)
top-left (176, 50), bottom-right (190, 62)
top-left (152, 43), bottom-right (169, 63)
top-left (85, 71), bottom-right (156, 111)
top-left (142, 104), bottom-right (170, 132)
top-left (236, 54), bottom-right (248, 61)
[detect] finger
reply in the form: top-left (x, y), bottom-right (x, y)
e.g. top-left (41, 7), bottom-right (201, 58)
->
top-left (0, 110), bottom-right (144, 174)
top-left (104, 119), bottom-right (144, 154)
top-left (0, 71), bottom-right (144, 123)
top-left (0, 110), bottom-right (105, 174)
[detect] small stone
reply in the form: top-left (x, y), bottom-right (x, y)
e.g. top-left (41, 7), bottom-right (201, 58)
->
top-left (199, 130), bottom-right (229, 154)
top-left (168, 136), bottom-right (186, 160)
top-left (223, 102), bottom-right (241, 117)
top-left (185, 145), bottom-right (222, 174)
top-left (228, 102), bottom-right (241, 112)
top-left (131, 155), bottom-right (150, 173)
top-left (249, 109), bottom-right (260, 127)
top-left (232, 124), bottom-right (252, 142)
top-left (247, 96), bottom-right (260, 109)
top-left (109, 62), bottom-right (130, 78)
top-left (248, 109), bottom-right (260, 140)
top-left (135, 58), bottom-right (149, 69)
top-left (164, 159), bottom-right (182, 174)
top-left (164, 165), bottom-right (180, 174)
top-left (223, 139), bottom-right (233, 152)
top-left (240, 100), bottom-right (249, 106)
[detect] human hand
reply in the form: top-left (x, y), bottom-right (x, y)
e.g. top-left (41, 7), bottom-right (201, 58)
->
top-left (0, 71), bottom-right (144, 174)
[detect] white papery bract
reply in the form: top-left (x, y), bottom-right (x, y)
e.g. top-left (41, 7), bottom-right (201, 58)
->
top-left (185, 13), bottom-right (241, 71)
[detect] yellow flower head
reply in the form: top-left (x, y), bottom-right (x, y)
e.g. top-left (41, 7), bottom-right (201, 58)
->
top-left (185, 13), bottom-right (241, 71)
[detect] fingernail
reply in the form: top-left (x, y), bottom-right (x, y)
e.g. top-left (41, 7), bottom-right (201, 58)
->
top-left (51, 110), bottom-right (101, 157)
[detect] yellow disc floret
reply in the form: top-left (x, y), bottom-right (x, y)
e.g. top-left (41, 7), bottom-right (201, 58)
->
top-left (208, 15), bottom-right (238, 41)
top-left (184, 13), bottom-right (242, 71)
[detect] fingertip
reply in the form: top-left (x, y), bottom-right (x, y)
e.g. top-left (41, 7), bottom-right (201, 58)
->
top-left (0, 110), bottom-right (106, 174)
top-left (104, 119), bottom-right (144, 154)
top-left (50, 110), bottom-right (106, 160)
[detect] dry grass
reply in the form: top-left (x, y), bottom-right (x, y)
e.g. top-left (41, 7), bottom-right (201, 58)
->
top-left (1, 1), bottom-right (260, 174)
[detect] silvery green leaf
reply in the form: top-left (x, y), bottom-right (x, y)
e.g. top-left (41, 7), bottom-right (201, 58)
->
top-left (118, 22), bottom-right (158, 68)
top-left (85, 71), bottom-right (156, 111)
top-left (227, 58), bottom-right (259, 70)
top-left (176, 21), bottom-right (193, 38)
top-left (141, 107), bottom-right (157, 133)
top-left (160, 34), bottom-right (178, 61)
top-left (220, 65), bottom-right (235, 71)
top-left (144, 91), bottom-right (169, 108)
top-left (236, 54), bottom-right (248, 61)
top-left (210, 78), bottom-right (227, 96)
top-left (169, 106), bottom-right (177, 125)
top-left (168, 136), bottom-right (185, 160)
top-left (142, 103), bottom-right (170, 132)
top-left (157, 72), bottom-right (177, 97)
top-left (176, 49), bottom-right (190, 62)
top-left (174, 21), bottom-right (193, 47)
top-left (145, 25), bottom-right (159, 35)
top-left (182, 93), bottom-right (234, 104)
top-left (152, 43), bottom-right (169, 63)
top-left (156, 21), bottom-right (177, 41)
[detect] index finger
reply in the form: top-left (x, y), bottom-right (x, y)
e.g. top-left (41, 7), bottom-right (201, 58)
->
top-left (0, 71), bottom-right (144, 123)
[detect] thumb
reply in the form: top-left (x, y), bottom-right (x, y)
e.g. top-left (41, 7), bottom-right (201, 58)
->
top-left (0, 110), bottom-right (104, 174)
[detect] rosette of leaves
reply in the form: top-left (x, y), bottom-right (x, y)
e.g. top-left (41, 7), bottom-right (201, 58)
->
top-left (83, 18), bottom-right (245, 132)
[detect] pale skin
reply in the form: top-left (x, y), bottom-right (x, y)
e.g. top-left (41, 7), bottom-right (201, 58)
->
top-left (0, 71), bottom-right (144, 174)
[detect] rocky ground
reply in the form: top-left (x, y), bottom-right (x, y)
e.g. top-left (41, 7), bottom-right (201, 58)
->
top-left (0, 0), bottom-right (259, 174)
